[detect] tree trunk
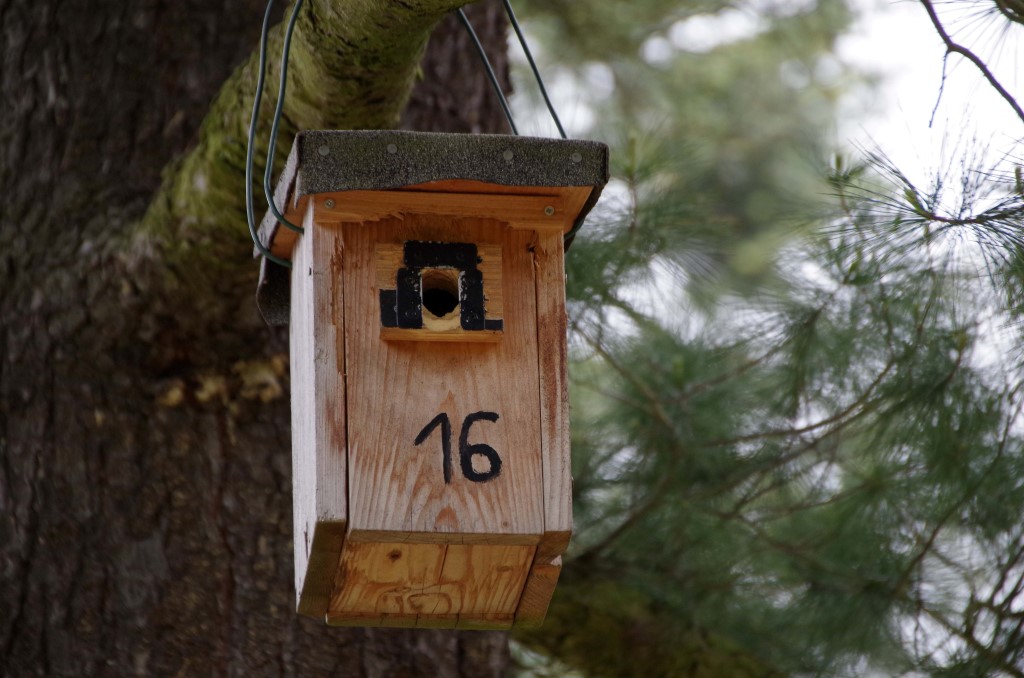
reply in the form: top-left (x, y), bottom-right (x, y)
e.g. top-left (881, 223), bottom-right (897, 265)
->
top-left (0, 1), bottom-right (511, 675)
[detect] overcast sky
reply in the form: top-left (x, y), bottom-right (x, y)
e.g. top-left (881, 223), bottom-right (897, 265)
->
top-left (838, 0), bottom-right (1021, 182)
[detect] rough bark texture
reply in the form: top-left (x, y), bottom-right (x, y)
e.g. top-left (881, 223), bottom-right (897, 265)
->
top-left (0, 0), bottom-right (511, 675)
top-left (401, 5), bottom-right (512, 134)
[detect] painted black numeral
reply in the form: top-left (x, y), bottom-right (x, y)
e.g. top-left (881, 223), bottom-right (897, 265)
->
top-left (414, 411), bottom-right (502, 484)
top-left (414, 412), bottom-right (454, 483)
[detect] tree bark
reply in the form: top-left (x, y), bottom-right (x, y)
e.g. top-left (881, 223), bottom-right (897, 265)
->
top-left (0, 1), bottom-right (511, 675)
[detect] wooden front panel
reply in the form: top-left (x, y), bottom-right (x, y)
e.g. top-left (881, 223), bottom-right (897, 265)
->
top-left (341, 215), bottom-right (545, 542)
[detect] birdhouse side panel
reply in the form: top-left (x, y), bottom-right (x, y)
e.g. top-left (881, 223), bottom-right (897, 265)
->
top-left (341, 215), bottom-right (545, 542)
top-left (514, 555), bottom-right (563, 628)
top-left (533, 231), bottom-right (573, 558)
top-left (511, 230), bottom-right (572, 628)
top-left (289, 211), bottom-right (348, 616)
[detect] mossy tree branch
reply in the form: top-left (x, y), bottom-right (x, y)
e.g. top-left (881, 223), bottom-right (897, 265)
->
top-left (135, 0), bottom-right (476, 304)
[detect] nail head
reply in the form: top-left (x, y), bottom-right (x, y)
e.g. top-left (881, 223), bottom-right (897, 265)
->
top-left (570, 152), bottom-right (582, 163)
top-left (503, 150), bottom-right (514, 161)
top-left (544, 206), bottom-right (555, 216)
top-left (324, 199), bottom-right (335, 208)
top-left (318, 145), bottom-right (330, 157)
top-left (387, 143), bottom-right (398, 154)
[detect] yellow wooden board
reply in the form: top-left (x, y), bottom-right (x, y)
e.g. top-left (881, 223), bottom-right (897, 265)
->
top-left (514, 555), bottom-right (562, 629)
top-left (268, 181), bottom-right (596, 259)
top-left (326, 542), bottom-right (534, 628)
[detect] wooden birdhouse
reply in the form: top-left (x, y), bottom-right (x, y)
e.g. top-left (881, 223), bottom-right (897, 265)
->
top-left (256, 130), bottom-right (608, 629)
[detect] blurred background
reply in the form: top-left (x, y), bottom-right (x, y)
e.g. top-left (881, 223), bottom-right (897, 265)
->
top-left (2, 1), bottom-right (1022, 675)
top-left (507, 0), bottom-right (1024, 675)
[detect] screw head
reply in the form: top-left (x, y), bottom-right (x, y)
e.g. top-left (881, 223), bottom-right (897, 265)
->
top-left (544, 205), bottom-right (555, 216)
top-left (570, 152), bottom-right (582, 163)
top-left (318, 144), bottom-right (330, 157)
top-left (503, 150), bottom-right (514, 161)
top-left (324, 199), bottom-right (336, 208)
top-left (387, 143), bottom-right (398, 154)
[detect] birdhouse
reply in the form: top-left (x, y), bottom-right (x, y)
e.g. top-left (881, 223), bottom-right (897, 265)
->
top-left (256, 130), bottom-right (608, 629)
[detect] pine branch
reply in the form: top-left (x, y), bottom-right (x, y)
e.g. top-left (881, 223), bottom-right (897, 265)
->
top-left (569, 471), bottom-right (675, 564)
top-left (995, 0), bottom-right (1024, 25)
top-left (918, 0), bottom-right (1024, 126)
top-left (917, 604), bottom-right (1024, 677)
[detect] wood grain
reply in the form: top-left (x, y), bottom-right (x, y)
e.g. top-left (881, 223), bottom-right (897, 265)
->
top-left (442, 544), bottom-right (533, 621)
top-left (289, 204), bottom-right (348, 617)
top-left (268, 182), bottom-right (596, 259)
top-left (328, 542), bottom-right (447, 624)
top-left (533, 232), bottom-right (573, 559)
top-left (514, 555), bottom-right (562, 628)
top-left (318, 191), bottom-right (566, 231)
top-left (326, 542), bottom-right (534, 628)
top-left (379, 327), bottom-right (503, 343)
top-left (345, 529), bottom-right (538, 545)
top-left (342, 215), bottom-right (545, 542)
top-left (479, 244), bottom-right (503, 320)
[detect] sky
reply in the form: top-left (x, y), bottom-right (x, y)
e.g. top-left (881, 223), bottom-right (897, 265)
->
top-left (837, 0), bottom-right (1021, 183)
top-left (512, 0), bottom-right (1021, 187)
top-left (657, 0), bottom-right (1023, 178)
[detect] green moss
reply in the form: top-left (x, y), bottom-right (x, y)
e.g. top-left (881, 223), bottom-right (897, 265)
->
top-left (134, 0), bottom-right (470, 293)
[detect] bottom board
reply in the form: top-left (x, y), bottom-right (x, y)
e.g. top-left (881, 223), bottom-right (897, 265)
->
top-left (326, 541), bottom-right (540, 629)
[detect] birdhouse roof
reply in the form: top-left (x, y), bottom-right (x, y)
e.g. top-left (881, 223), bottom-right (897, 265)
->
top-left (255, 130), bottom-right (609, 325)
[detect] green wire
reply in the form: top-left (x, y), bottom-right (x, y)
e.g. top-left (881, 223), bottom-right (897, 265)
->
top-left (501, 0), bottom-right (579, 243)
top-left (264, 0), bottom-right (305, 235)
top-left (248, 0), bottom-right (581, 258)
top-left (246, 0), bottom-right (292, 268)
top-left (463, 2), bottom-right (580, 244)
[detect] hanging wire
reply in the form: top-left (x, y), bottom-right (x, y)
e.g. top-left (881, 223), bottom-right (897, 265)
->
top-left (460, 3), bottom-right (578, 242)
top-left (246, 0), bottom-right (292, 267)
top-left (457, 8), bottom-right (519, 135)
top-left (501, 0), bottom-right (566, 139)
top-left (263, 0), bottom-right (305, 235)
top-left (248, 1), bottom-right (580, 258)
top-left (563, 218), bottom-right (585, 244)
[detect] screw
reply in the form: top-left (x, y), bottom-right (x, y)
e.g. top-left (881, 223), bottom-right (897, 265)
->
top-left (318, 145), bottom-right (330, 157)
top-left (570, 152), bottom-right (582, 163)
top-left (324, 199), bottom-right (335, 208)
top-left (387, 143), bottom-right (398, 154)
top-left (503, 150), bottom-right (514, 161)
top-left (544, 206), bottom-right (555, 216)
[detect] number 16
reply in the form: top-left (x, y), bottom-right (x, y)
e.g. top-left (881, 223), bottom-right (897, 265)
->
top-left (414, 411), bottom-right (502, 484)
